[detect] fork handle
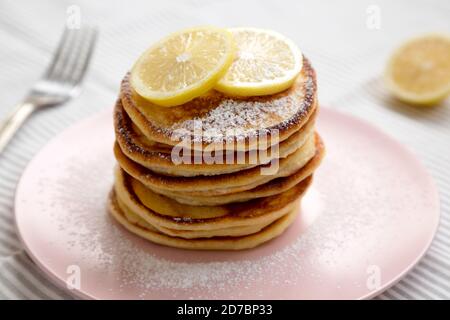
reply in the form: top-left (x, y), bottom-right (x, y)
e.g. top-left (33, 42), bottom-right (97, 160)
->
top-left (0, 102), bottom-right (36, 154)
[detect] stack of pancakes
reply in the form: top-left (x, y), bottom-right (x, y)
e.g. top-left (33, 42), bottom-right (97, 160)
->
top-left (109, 58), bottom-right (325, 250)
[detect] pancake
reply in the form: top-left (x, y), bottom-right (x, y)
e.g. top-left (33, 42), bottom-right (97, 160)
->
top-left (109, 190), bottom-right (300, 250)
top-left (114, 99), bottom-right (317, 176)
top-left (114, 132), bottom-right (316, 196)
top-left (120, 57), bottom-right (317, 151)
top-left (155, 221), bottom-right (273, 239)
top-left (131, 178), bottom-right (230, 219)
top-left (113, 166), bottom-right (311, 231)
top-left (160, 135), bottom-right (324, 206)
top-left (116, 195), bottom-right (288, 239)
top-left (130, 169), bottom-right (306, 221)
top-left (108, 49), bottom-right (324, 251)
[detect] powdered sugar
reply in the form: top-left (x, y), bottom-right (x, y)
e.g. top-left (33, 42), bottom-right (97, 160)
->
top-left (169, 77), bottom-right (315, 143)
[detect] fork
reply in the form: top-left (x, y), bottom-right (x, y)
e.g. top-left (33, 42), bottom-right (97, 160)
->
top-left (0, 26), bottom-right (97, 153)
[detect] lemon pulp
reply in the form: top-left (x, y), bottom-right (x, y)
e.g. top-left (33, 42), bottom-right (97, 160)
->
top-left (385, 33), bottom-right (450, 105)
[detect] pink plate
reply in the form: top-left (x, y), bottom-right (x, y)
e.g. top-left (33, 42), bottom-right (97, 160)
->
top-left (14, 107), bottom-right (440, 300)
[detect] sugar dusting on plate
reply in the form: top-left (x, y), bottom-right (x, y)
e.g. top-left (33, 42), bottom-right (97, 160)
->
top-left (37, 152), bottom-right (310, 299)
top-left (41, 146), bottom-right (386, 299)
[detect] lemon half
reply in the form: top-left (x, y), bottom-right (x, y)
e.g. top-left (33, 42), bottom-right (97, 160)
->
top-left (215, 28), bottom-right (303, 97)
top-left (131, 26), bottom-right (235, 107)
top-left (385, 33), bottom-right (450, 105)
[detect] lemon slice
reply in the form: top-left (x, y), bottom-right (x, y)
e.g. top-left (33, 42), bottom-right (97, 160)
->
top-left (130, 26), bottom-right (235, 107)
top-left (385, 33), bottom-right (450, 105)
top-left (215, 28), bottom-right (303, 97)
